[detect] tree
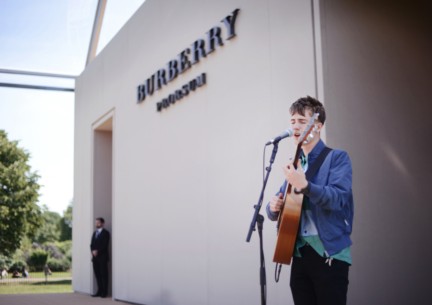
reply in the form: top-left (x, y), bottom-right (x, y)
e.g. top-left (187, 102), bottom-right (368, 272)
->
top-left (34, 205), bottom-right (61, 244)
top-left (58, 203), bottom-right (72, 241)
top-left (0, 130), bottom-right (42, 256)
top-left (27, 249), bottom-right (48, 271)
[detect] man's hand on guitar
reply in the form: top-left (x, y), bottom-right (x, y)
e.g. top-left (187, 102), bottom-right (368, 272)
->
top-left (284, 161), bottom-right (308, 192)
top-left (270, 193), bottom-right (284, 212)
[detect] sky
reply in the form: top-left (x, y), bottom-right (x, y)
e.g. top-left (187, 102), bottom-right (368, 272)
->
top-left (0, 0), bottom-right (145, 215)
top-left (0, 88), bottom-right (74, 214)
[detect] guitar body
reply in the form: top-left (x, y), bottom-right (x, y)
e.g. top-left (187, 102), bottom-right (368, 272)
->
top-left (273, 190), bottom-right (303, 265)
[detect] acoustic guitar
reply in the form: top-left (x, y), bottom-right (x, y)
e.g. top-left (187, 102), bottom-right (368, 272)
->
top-left (273, 113), bottom-right (318, 265)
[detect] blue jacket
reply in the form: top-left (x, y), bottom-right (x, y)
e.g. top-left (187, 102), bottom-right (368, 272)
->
top-left (266, 139), bottom-right (354, 256)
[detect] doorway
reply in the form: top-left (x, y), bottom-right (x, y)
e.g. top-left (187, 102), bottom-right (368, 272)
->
top-left (92, 113), bottom-right (113, 297)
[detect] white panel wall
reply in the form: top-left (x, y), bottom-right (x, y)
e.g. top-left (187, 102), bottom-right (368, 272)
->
top-left (73, 0), bottom-right (320, 304)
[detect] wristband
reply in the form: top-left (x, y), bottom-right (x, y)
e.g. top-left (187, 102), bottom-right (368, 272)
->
top-left (294, 182), bottom-right (310, 195)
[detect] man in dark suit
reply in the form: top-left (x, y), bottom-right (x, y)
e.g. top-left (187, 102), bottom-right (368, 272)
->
top-left (90, 217), bottom-right (110, 298)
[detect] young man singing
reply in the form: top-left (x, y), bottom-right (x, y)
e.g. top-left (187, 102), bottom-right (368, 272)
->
top-left (266, 96), bottom-right (354, 305)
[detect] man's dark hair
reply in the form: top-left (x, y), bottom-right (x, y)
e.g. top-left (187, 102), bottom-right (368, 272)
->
top-left (96, 217), bottom-right (105, 224)
top-left (290, 96), bottom-right (326, 124)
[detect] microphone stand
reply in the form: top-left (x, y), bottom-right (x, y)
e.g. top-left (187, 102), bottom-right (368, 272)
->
top-left (246, 142), bottom-right (279, 305)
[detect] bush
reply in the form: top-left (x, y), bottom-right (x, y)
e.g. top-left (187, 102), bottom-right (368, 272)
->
top-left (56, 240), bottom-right (72, 255)
top-left (64, 250), bottom-right (72, 263)
top-left (0, 255), bottom-right (13, 271)
top-left (8, 260), bottom-right (27, 272)
top-left (46, 257), bottom-right (71, 272)
top-left (56, 241), bottom-right (72, 263)
top-left (27, 249), bottom-right (48, 271)
top-left (43, 243), bottom-right (63, 259)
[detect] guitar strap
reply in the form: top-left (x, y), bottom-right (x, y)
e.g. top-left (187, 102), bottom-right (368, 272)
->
top-left (305, 146), bottom-right (332, 181)
top-left (275, 146), bottom-right (333, 282)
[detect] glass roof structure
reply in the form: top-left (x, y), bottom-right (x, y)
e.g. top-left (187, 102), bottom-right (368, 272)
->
top-left (0, 0), bottom-right (146, 91)
top-left (0, 0), bottom-right (146, 214)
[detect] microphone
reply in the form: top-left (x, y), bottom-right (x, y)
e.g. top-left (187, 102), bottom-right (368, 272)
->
top-left (265, 128), bottom-right (294, 145)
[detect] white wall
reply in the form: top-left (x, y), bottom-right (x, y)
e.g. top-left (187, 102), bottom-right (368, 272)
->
top-left (74, 0), bottom-right (320, 304)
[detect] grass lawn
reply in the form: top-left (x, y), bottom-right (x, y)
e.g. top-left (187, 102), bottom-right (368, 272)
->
top-left (0, 271), bottom-right (72, 294)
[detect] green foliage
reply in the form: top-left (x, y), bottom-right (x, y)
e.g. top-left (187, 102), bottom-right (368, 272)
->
top-left (43, 242), bottom-right (63, 259)
top-left (56, 240), bottom-right (72, 254)
top-left (0, 255), bottom-right (13, 270)
top-left (58, 204), bottom-right (72, 241)
top-left (8, 260), bottom-right (27, 272)
top-left (43, 241), bottom-right (71, 260)
top-left (55, 240), bottom-right (72, 261)
top-left (27, 249), bottom-right (48, 271)
top-left (34, 205), bottom-right (61, 244)
top-left (29, 241), bottom-right (72, 272)
top-left (0, 130), bottom-right (42, 256)
top-left (46, 257), bottom-right (71, 272)
top-left (0, 137), bottom-right (72, 270)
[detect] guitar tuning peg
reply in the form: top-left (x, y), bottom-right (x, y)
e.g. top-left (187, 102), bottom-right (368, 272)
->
top-left (303, 133), bottom-right (314, 144)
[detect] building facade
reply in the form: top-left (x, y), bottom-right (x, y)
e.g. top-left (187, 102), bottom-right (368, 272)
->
top-left (73, 0), bottom-right (432, 304)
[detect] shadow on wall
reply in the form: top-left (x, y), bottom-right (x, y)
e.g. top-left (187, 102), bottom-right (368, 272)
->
top-left (160, 290), bottom-right (177, 305)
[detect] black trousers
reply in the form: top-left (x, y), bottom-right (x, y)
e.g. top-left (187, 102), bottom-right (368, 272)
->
top-left (92, 257), bottom-right (108, 296)
top-left (290, 245), bottom-right (349, 305)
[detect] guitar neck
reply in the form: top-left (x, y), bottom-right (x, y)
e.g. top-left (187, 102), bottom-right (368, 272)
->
top-left (275, 112), bottom-right (317, 231)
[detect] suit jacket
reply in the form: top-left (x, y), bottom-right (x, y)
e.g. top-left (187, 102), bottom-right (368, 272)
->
top-left (90, 228), bottom-right (110, 261)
